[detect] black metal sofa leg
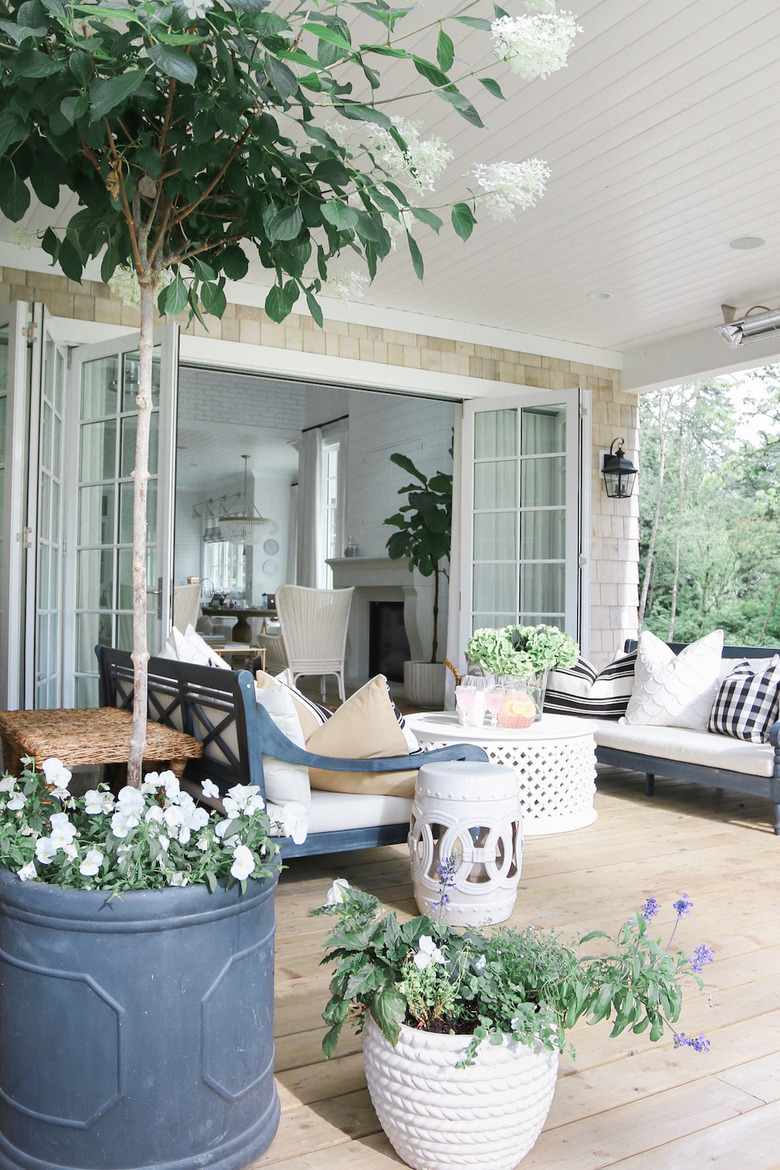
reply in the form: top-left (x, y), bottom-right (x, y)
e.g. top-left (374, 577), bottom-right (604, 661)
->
top-left (645, 773), bottom-right (655, 797)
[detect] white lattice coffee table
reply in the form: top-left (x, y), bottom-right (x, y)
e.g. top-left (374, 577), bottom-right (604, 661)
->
top-left (405, 712), bottom-right (597, 835)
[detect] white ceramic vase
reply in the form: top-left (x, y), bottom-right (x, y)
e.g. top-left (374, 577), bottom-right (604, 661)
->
top-left (362, 1015), bottom-right (558, 1170)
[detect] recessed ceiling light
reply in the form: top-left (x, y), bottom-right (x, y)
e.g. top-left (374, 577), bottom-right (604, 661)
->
top-left (728, 236), bottom-right (765, 250)
top-left (587, 291), bottom-right (613, 301)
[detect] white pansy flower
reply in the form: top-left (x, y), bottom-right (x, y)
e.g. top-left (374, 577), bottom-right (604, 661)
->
top-left (169, 872), bottom-right (189, 887)
top-left (146, 805), bottom-right (164, 824)
top-left (84, 789), bottom-right (107, 815)
top-left (42, 757), bottom-right (72, 797)
top-left (49, 812), bottom-right (77, 845)
top-left (491, 5), bottom-right (581, 80)
top-left (471, 158), bottom-right (551, 221)
top-left (367, 117), bottom-right (452, 195)
top-left (110, 811), bottom-right (135, 839)
top-left (324, 267), bottom-right (369, 303)
top-left (196, 833), bottom-right (210, 852)
top-left (117, 786), bottom-right (146, 817)
top-left (7, 793), bottom-right (26, 811)
top-left (223, 784), bottom-right (264, 818)
top-left (326, 877), bottom-right (351, 905)
top-left (230, 844), bottom-right (255, 881)
top-left (17, 860), bottom-right (37, 882)
top-left (159, 770), bottom-right (180, 800)
top-left (474, 953), bottom-right (487, 972)
top-left (79, 849), bottom-right (103, 877)
top-left (274, 801), bottom-right (308, 845)
top-left (181, 0), bottom-right (213, 21)
top-left (414, 935), bottom-right (446, 970)
top-left (201, 779), bottom-right (220, 800)
top-left (0, 776), bottom-right (16, 793)
top-left (35, 837), bottom-right (58, 865)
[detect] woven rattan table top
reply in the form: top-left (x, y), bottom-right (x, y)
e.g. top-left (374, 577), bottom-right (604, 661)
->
top-left (0, 707), bottom-right (202, 773)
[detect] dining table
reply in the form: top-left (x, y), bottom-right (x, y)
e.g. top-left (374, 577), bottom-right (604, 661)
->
top-left (201, 606), bottom-right (277, 642)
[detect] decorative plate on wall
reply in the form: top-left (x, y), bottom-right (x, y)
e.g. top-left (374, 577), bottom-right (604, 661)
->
top-left (263, 538), bottom-right (279, 555)
top-left (263, 559), bottom-right (278, 577)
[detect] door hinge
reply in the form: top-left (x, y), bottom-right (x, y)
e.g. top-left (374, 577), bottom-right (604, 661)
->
top-left (24, 323), bottom-right (37, 343)
top-left (19, 527), bottom-right (33, 548)
top-left (579, 404), bottom-right (588, 418)
top-left (578, 554), bottom-right (588, 567)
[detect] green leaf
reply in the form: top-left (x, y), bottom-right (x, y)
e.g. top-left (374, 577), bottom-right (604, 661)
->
top-left (354, 209), bottom-right (386, 245)
top-left (412, 55), bottom-right (450, 88)
top-left (146, 43), bottom-right (198, 85)
top-left (57, 236), bottom-right (84, 283)
top-left (455, 15), bottom-right (493, 30)
top-left (321, 201), bottom-right (358, 230)
top-left (200, 281), bottom-right (227, 319)
top-left (336, 102), bottom-right (392, 130)
top-left (14, 49), bottom-right (62, 78)
top-left (0, 170), bottom-right (30, 221)
top-left (406, 230), bottom-right (423, 280)
top-left (479, 75), bottom-right (505, 100)
top-left (410, 207), bottom-right (442, 233)
top-left (263, 204), bottom-right (303, 243)
top-left (220, 244), bottom-right (249, 281)
top-left (437, 88), bottom-right (484, 127)
top-left (437, 28), bottom-right (454, 73)
top-left (30, 165), bottom-right (59, 209)
top-left (371, 986), bottom-right (406, 1043)
top-left (264, 280), bottom-right (299, 322)
top-left (302, 22), bottom-right (352, 52)
top-left (305, 288), bottom-right (323, 328)
top-left (158, 274), bottom-right (188, 318)
top-left (451, 202), bottom-right (475, 241)
top-left (90, 71), bottom-right (146, 121)
top-left (313, 159), bottom-right (350, 189)
top-left (265, 53), bottom-right (298, 100)
top-left (135, 145), bottom-right (162, 180)
top-left (0, 17), bottom-right (44, 44)
top-left (60, 95), bottom-right (89, 126)
top-left (0, 111), bottom-right (28, 157)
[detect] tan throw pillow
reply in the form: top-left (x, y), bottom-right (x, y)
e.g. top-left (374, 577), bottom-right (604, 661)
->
top-left (307, 675), bottom-right (416, 797)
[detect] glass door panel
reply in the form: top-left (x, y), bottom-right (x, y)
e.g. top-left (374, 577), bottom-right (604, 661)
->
top-left (65, 328), bottom-right (178, 708)
top-left (0, 303), bottom-right (29, 709)
top-left (460, 388), bottom-right (583, 649)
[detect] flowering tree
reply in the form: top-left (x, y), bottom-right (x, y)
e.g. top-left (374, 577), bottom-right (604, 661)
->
top-left (0, 0), bottom-right (580, 784)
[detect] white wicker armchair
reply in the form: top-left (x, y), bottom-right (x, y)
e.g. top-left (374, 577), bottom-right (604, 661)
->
top-left (260, 585), bottom-right (354, 701)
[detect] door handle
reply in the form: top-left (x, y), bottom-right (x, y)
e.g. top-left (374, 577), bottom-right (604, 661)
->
top-left (146, 576), bottom-right (163, 619)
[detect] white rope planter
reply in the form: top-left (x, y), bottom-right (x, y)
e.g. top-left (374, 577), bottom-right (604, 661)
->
top-left (363, 1015), bottom-right (558, 1170)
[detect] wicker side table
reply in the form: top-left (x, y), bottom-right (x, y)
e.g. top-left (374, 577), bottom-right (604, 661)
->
top-left (0, 708), bottom-right (203, 779)
top-left (406, 712), bottom-right (597, 836)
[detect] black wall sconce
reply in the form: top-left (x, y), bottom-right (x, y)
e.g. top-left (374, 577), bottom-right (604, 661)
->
top-left (602, 438), bottom-right (638, 499)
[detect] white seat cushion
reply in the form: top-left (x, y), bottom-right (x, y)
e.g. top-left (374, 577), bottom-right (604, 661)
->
top-left (307, 788), bottom-right (412, 834)
top-left (593, 719), bottom-right (774, 778)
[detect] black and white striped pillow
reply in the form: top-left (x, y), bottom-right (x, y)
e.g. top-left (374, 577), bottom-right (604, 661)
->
top-left (707, 658), bottom-right (780, 743)
top-left (544, 652), bottom-right (637, 720)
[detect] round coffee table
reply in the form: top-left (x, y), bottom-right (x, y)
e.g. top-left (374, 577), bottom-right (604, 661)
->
top-left (405, 712), bottom-right (597, 836)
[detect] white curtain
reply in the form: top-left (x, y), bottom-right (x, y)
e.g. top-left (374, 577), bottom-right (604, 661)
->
top-left (296, 427), bottom-right (322, 587)
top-left (287, 482), bottom-right (298, 584)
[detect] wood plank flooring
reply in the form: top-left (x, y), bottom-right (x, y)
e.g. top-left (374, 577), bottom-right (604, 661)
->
top-left (251, 770), bottom-right (780, 1170)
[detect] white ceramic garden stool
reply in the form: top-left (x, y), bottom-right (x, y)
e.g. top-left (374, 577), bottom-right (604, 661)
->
top-left (408, 760), bottom-right (522, 926)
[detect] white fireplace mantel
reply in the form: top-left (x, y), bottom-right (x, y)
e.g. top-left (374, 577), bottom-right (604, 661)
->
top-left (328, 556), bottom-right (444, 685)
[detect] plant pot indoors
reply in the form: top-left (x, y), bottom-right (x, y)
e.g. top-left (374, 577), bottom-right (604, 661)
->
top-left (403, 661), bottom-right (448, 709)
top-left (316, 877), bottom-right (713, 1170)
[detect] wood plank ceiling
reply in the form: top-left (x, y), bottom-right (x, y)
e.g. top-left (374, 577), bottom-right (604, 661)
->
top-left (4, 0), bottom-right (780, 355)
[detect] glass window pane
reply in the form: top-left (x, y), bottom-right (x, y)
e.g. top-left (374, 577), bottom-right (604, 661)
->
top-left (0, 396), bottom-right (6, 450)
top-left (520, 564), bottom-right (565, 615)
top-left (474, 461), bottom-right (517, 510)
top-left (121, 415), bottom-right (159, 477)
top-left (472, 613), bottom-right (515, 633)
top-left (79, 485), bottom-right (115, 546)
top-left (520, 405), bottom-right (566, 455)
top-left (521, 456), bottom-right (565, 507)
top-left (474, 409), bottom-right (517, 458)
top-left (116, 613), bottom-right (156, 652)
top-left (473, 512), bottom-right (516, 561)
top-left (79, 419), bottom-right (116, 481)
top-left (39, 475), bottom-right (51, 542)
top-left (51, 412), bottom-right (62, 479)
top-left (81, 356), bottom-right (118, 419)
top-left (76, 612), bottom-right (112, 672)
top-left (473, 563), bottom-right (517, 615)
top-left (119, 480), bottom-right (157, 544)
top-left (38, 544), bottom-right (49, 609)
top-left (519, 510), bottom-right (565, 560)
top-left (78, 549), bottom-right (114, 610)
top-left (76, 676), bottom-right (99, 708)
top-left (122, 349), bottom-right (161, 411)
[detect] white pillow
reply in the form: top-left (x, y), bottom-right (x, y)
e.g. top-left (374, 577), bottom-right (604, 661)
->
top-left (158, 625), bottom-right (230, 670)
top-left (254, 678), bottom-right (311, 808)
top-left (622, 629), bottom-right (724, 730)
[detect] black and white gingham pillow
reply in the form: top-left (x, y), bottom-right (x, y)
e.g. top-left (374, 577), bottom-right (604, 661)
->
top-left (707, 658), bottom-right (780, 743)
top-left (543, 652), bottom-right (637, 720)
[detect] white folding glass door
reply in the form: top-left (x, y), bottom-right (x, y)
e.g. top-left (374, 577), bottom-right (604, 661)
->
top-left (459, 388), bottom-right (586, 648)
top-left (64, 327), bottom-right (179, 707)
top-left (0, 303), bottom-right (30, 709)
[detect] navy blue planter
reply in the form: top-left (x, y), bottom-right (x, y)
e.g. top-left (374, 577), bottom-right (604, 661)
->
top-left (0, 867), bottom-right (280, 1170)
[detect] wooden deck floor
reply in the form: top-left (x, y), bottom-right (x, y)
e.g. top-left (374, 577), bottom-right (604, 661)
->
top-left (253, 771), bottom-right (780, 1170)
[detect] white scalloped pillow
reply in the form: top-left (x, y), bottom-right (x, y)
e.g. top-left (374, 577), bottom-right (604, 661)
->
top-left (622, 629), bottom-right (724, 730)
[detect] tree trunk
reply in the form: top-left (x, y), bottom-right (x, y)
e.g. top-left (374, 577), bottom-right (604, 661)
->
top-left (668, 407), bottom-right (686, 641)
top-left (638, 394), bottom-right (668, 627)
top-left (128, 281), bottom-right (154, 787)
top-left (430, 563), bottom-right (440, 664)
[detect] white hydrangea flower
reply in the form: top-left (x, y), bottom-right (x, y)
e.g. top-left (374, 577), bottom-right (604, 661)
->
top-left (8, 224), bottom-right (38, 250)
top-left (326, 877), bottom-right (350, 905)
top-left (491, 5), bottom-right (581, 80)
top-left (367, 117), bottom-right (452, 195)
top-left (79, 849), bottom-right (103, 877)
top-left (324, 267), bottom-right (369, 303)
top-left (414, 935), bottom-right (446, 970)
top-left (17, 860), bottom-right (37, 882)
top-left (471, 158), bottom-right (551, 221)
top-left (323, 119), bottom-right (352, 149)
top-left (230, 844), bottom-right (255, 881)
top-left (108, 265), bottom-right (173, 308)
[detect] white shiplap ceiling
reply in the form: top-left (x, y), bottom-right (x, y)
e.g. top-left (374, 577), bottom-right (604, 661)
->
top-left (4, 0), bottom-right (780, 360)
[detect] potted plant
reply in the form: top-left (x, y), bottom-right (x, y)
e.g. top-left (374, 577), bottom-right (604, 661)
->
top-left (316, 877), bottom-right (712, 1170)
top-left (0, 759), bottom-right (283, 1170)
top-left (385, 452), bottom-right (453, 707)
top-left (465, 624), bottom-right (579, 725)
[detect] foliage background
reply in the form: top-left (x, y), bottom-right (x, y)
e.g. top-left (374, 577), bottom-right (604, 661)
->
top-left (638, 365), bottom-right (780, 646)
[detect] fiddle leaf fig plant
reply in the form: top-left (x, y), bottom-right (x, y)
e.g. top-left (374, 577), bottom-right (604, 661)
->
top-left (0, 0), bottom-right (581, 783)
top-left (385, 451), bottom-right (452, 663)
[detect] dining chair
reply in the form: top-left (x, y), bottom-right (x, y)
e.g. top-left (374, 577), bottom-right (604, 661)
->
top-left (268, 584), bottom-right (354, 702)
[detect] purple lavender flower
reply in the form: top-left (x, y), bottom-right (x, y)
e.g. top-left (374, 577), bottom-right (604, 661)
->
top-left (641, 896), bottom-right (661, 922)
top-left (673, 1032), bottom-right (710, 1053)
top-left (673, 894), bottom-right (693, 918)
top-left (688, 943), bottom-right (714, 974)
top-left (430, 854), bottom-right (457, 919)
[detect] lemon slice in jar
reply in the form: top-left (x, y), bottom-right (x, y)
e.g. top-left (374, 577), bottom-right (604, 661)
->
top-left (500, 693), bottom-right (537, 729)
